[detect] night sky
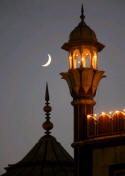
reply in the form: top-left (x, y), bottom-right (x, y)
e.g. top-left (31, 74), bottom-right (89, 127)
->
top-left (0, 0), bottom-right (125, 174)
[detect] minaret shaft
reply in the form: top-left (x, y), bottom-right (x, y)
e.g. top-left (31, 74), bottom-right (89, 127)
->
top-left (73, 103), bottom-right (94, 141)
top-left (73, 103), bottom-right (94, 176)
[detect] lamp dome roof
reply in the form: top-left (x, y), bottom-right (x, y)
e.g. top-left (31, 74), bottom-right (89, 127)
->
top-left (69, 21), bottom-right (97, 43)
top-left (61, 5), bottom-right (105, 52)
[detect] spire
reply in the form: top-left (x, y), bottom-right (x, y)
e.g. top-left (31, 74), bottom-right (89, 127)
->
top-left (80, 4), bottom-right (85, 22)
top-left (42, 83), bottom-right (53, 135)
top-left (45, 83), bottom-right (49, 102)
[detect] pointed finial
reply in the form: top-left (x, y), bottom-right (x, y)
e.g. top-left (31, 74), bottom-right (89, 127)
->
top-left (42, 83), bottom-right (53, 135)
top-left (80, 4), bottom-right (85, 22)
top-left (45, 83), bottom-right (49, 102)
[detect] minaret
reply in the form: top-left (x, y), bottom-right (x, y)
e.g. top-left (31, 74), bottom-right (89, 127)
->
top-left (60, 5), bottom-right (105, 176)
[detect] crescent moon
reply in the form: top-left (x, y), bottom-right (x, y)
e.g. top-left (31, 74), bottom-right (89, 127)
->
top-left (41, 54), bottom-right (52, 67)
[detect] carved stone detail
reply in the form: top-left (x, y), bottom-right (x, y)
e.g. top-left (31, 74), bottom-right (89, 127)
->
top-left (60, 68), bottom-right (105, 101)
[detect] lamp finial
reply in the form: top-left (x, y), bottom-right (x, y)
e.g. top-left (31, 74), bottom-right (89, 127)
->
top-left (80, 4), bottom-right (85, 22)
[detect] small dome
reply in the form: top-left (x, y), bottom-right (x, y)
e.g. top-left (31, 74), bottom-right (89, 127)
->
top-left (69, 21), bottom-right (97, 43)
top-left (3, 135), bottom-right (74, 176)
top-left (61, 5), bottom-right (105, 52)
top-left (2, 85), bottom-right (74, 176)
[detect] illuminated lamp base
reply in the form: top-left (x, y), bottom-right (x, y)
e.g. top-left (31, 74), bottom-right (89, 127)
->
top-left (60, 68), bottom-right (105, 99)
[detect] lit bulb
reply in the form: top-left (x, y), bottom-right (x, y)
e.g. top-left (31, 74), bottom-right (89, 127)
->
top-left (123, 109), bottom-right (125, 112)
top-left (94, 114), bottom-right (97, 117)
top-left (101, 112), bottom-right (105, 115)
top-left (115, 110), bottom-right (119, 114)
top-left (109, 111), bottom-right (113, 115)
top-left (87, 115), bottom-right (91, 118)
top-left (82, 57), bottom-right (84, 61)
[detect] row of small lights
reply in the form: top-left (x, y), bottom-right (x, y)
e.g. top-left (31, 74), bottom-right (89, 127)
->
top-left (87, 108), bottom-right (125, 118)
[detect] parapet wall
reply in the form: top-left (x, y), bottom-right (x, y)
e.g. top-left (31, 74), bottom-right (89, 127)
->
top-left (87, 111), bottom-right (125, 137)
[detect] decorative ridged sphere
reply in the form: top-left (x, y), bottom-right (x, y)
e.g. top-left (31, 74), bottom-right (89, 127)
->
top-left (42, 121), bottom-right (53, 131)
top-left (43, 106), bottom-right (52, 112)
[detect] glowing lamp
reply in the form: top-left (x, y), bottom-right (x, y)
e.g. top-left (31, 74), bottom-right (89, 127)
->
top-left (87, 115), bottom-right (91, 118)
top-left (67, 48), bottom-right (98, 69)
top-left (101, 112), bottom-right (105, 115)
top-left (109, 111), bottom-right (113, 115)
top-left (115, 110), bottom-right (119, 114)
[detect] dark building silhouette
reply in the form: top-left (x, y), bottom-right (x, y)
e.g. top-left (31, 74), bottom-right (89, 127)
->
top-left (1, 85), bottom-right (74, 176)
top-left (1, 4), bottom-right (125, 176)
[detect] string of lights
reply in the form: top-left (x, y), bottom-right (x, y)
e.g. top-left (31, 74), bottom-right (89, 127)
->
top-left (87, 108), bottom-right (125, 119)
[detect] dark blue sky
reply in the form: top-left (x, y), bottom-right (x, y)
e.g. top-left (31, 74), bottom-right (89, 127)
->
top-left (0, 0), bottom-right (125, 174)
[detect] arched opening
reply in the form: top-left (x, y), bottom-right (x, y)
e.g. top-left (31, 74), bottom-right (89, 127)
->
top-left (82, 49), bottom-right (91, 68)
top-left (68, 52), bottom-right (72, 69)
top-left (86, 55), bottom-right (91, 68)
top-left (73, 49), bottom-right (81, 69)
top-left (76, 56), bottom-right (81, 68)
top-left (92, 52), bottom-right (97, 69)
